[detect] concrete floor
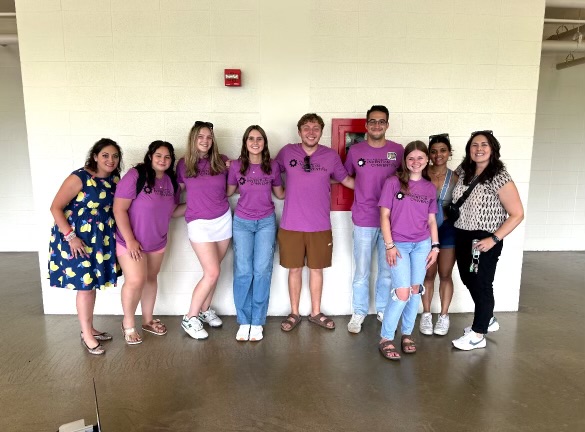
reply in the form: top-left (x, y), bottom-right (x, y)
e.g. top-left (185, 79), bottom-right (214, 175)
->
top-left (0, 252), bottom-right (583, 431)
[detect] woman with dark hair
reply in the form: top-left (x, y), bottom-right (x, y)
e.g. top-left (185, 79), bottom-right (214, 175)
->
top-left (378, 141), bottom-right (439, 361)
top-left (113, 141), bottom-right (183, 345)
top-left (48, 138), bottom-right (122, 355)
top-left (420, 133), bottom-right (459, 336)
top-left (177, 121), bottom-right (231, 340)
top-left (227, 125), bottom-right (285, 342)
top-left (451, 131), bottom-right (524, 351)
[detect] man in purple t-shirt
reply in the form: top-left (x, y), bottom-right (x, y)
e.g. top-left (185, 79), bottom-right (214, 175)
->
top-left (276, 113), bottom-right (354, 332)
top-left (344, 105), bottom-right (404, 334)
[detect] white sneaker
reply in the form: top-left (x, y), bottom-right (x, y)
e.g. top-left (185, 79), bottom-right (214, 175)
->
top-left (452, 331), bottom-right (486, 351)
top-left (464, 316), bottom-right (499, 335)
top-left (199, 308), bottom-right (223, 327)
top-left (419, 312), bottom-right (433, 335)
top-left (249, 325), bottom-right (263, 342)
top-left (434, 314), bottom-right (450, 336)
top-left (181, 315), bottom-right (208, 340)
top-left (347, 314), bottom-right (366, 334)
top-left (236, 325), bottom-right (250, 341)
top-left (376, 311), bottom-right (384, 322)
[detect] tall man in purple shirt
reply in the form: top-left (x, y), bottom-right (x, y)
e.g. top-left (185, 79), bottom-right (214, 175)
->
top-left (276, 113), bottom-right (354, 332)
top-left (344, 105), bottom-right (404, 334)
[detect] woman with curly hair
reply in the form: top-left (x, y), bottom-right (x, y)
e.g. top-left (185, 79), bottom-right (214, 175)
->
top-left (48, 138), bottom-right (122, 355)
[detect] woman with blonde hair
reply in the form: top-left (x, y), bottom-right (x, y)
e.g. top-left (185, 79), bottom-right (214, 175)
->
top-left (177, 121), bottom-right (231, 340)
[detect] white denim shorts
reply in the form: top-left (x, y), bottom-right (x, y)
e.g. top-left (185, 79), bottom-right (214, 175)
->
top-left (187, 210), bottom-right (233, 243)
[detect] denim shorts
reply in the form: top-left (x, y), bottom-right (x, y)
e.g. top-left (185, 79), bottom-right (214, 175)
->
top-left (438, 219), bottom-right (456, 249)
top-left (389, 238), bottom-right (431, 289)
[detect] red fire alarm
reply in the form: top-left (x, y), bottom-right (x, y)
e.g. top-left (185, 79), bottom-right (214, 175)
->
top-left (224, 69), bottom-right (241, 86)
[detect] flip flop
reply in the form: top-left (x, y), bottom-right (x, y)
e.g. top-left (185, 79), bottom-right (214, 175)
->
top-left (281, 314), bottom-right (302, 332)
top-left (307, 313), bottom-right (335, 330)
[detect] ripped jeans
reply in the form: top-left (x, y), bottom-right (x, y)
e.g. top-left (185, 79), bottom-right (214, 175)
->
top-left (380, 238), bottom-right (430, 340)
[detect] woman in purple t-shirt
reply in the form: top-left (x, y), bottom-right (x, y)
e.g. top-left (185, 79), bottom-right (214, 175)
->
top-left (113, 141), bottom-right (182, 345)
top-left (177, 121), bottom-right (231, 340)
top-left (378, 141), bottom-right (440, 361)
top-left (227, 125), bottom-right (285, 342)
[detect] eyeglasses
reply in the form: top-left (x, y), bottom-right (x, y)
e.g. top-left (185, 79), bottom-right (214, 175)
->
top-left (470, 130), bottom-right (493, 137)
top-left (429, 133), bottom-right (449, 142)
top-left (303, 155), bottom-right (311, 173)
top-left (366, 119), bottom-right (388, 126)
top-left (194, 121), bottom-right (214, 130)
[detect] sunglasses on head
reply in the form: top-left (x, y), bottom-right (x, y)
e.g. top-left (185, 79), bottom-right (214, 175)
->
top-left (303, 155), bottom-right (311, 173)
top-left (470, 130), bottom-right (493, 137)
top-left (429, 132), bottom-right (449, 142)
top-left (194, 121), bottom-right (214, 130)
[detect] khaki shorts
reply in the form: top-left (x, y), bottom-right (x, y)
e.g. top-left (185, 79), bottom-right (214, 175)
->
top-left (277, 228), bottom-right (333, 269)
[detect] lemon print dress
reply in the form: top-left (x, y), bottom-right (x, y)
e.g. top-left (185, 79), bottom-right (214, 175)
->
top-left (48, 168), bottom-right (120, 290)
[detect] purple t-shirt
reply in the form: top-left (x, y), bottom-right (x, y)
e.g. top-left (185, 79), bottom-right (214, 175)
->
top-left (275, 144), bottom-right (348, 232)
top-left (114, 168), bottom-right (180, 252)
top-left (378, 176), bottom-right (438, 243)
top-left (176, 156), bottom-right (229, 223)
top-left (345, 140), bottom-right (404, 227)
top-left (227, 159), bottom-right (282, 220)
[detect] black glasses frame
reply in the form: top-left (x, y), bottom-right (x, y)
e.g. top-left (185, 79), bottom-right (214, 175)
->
top-left (429, 132), bottom-right (450, 142)
top-left (194, 121), bottom-right (214, 130)
top-left (303, 155), bottom-right (311, 173)
top-left (366, 119), bottom-right (388, 126)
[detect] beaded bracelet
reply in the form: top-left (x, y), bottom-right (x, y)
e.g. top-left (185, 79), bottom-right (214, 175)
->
top-left (64, 231), bottom-right (77, 242)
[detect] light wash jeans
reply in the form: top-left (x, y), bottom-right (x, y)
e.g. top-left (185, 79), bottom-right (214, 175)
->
top-left (232, 214), bottom-right (277, 325)
top-left (352, 226), bottom-right (391, 316)
top-left (380, 238), bottom-right (431, 340)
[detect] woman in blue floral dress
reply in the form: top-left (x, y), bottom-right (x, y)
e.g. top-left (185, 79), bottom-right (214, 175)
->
top-left (48, 138), bottom-right (123, 355)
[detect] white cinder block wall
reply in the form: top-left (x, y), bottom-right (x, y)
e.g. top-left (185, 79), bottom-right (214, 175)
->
top-left (525, 54), bottom-right (585, 251)
top-left (0, 43), bottom-right (35, 251)
top-left (14, 0), bottom-right (545, 315)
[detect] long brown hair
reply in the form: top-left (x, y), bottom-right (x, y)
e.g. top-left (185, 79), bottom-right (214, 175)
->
top-left (184, 123), bottom-right (226, 177)
top-left (397, 140), bottom-right (430, 194)
top-left (240, 125), bottom-right (271, 175)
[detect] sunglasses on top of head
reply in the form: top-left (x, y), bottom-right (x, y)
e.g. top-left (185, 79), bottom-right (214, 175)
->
top-left (470, 130), bottom-right (493, 137)
top-left (429, 132), bottom-right (449, 142)
top-left (194, 121), bottom-right (214, 130)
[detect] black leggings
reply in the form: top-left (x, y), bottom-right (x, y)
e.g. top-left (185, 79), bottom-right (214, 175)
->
top-left (455, 229), bottom-right (504, 334)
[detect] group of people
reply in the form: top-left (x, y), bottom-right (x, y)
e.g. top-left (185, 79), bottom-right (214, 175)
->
top-left (47, 105), bottom-right (524, 361)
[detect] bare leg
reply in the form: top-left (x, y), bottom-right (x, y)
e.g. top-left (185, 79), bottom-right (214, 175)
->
top-left (288, 267), bottom-right (302, 316)
top-left (437, 248), bottom-right (456, 315)
top-left (422, 262), bottom-right (438, 313)
top-left (119, 254), bottom-right (147, 336)
top-left (187, 239), bottom-right (229, 318)
top-left (140, 252), bottom-right (165, 325)
top-left (308, 268), bottom-right (324, 316)
top-left (201, 238), bottom-right (230, 312)
top-left (77, 290), bottom-right (98, 347)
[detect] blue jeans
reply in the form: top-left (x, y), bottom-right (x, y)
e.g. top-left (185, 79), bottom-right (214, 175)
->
top-left (352, 226), bottom-right (391, 315)
top-left (232, 214), bottom-right (277, 325)
top-left (381, 238), bottom-right (431, 340)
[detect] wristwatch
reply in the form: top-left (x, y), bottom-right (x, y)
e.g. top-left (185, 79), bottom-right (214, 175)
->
top-left (491, 234), bottom-right (501, 243)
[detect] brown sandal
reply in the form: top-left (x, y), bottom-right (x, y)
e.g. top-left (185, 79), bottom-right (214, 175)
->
top-left (281, 314), bottom-right (302, 332)
top-left (142, 319), bottom-right (167, 336)
top-left (307, 313), bottom-right (335, 330)
top-left (401, 334), bottom-right (417, 354)
top-left (379, 340), bottom-right (400, 361)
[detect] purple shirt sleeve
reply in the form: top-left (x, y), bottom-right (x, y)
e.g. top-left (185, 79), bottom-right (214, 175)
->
top-left (344, 147), bottom-right (355, 176)
top-left (332, 153), bottom-right (349, 182)
top-left (115, 168), bottom-right (139, 200)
